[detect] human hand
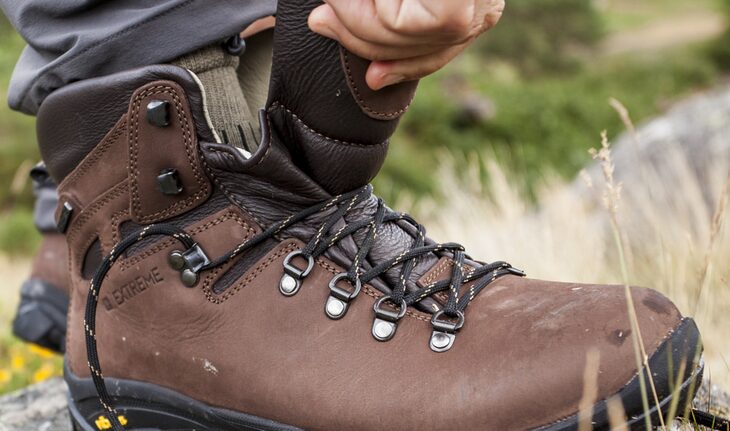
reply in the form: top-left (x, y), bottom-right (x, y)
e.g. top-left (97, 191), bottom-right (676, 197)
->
top-left (308, 0), bottom-right (505, 90)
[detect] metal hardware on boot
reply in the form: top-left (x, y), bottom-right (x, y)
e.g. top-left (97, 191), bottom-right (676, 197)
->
top-left (279, 251), bottom-right (314, 296)
top-left (157, 168), bottom-right (184, 195)
top-left (57, 201), bottom-right (74, 233)
top-left (325, 273), bottom-right (362, 320)
top-left (429, 310), bottom-right (465, 353)
top-left (223, 34), bottom-right (246, 56)
top-left (146, 100), bottom-right (170, 127)
top-left (181, 269), bottom-right (199, 288)
top-left (168, 251), bottom-right (186, 271)
top-left (29, 162), bottom-right (51, 183)
top-left (371, 296), bottom-right (408, 342)
top-left (168, 244), bottom-right (211, 288)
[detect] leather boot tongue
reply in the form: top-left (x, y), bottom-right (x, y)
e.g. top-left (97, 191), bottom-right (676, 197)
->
top-left (265, 0), bottom-right (417, 195)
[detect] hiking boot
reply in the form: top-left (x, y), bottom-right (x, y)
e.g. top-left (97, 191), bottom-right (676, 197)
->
top-left (39, 1), bottom-right (703, 429)
top-left (12, 163), bottom-right (69, 352)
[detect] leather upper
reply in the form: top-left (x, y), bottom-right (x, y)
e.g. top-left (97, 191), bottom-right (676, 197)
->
top-left (47, 64), bottom-right (685, 431)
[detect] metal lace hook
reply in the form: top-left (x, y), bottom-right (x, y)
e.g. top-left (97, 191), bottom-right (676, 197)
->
top-left (429, 310), bottom-right (465, 353)
top-left (279, 250), bottom-right (315, 296)
top-left (324, 272), bottom-right (362, 319)
top-left (371, 295), bottom-right (408, 342)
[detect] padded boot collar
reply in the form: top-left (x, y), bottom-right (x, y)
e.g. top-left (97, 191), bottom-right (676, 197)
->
top-left (37, 65), bottom-right (215, 184)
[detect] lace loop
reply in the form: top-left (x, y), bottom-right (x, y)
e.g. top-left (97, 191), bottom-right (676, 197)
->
top-left (325, 272), bottom-right (363, 319)
top-left (279, 250), bottom-right (314, 296)
top-left (372, 295), bottom-right (408, 342)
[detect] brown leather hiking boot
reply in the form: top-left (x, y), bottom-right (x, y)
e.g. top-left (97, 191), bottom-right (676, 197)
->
top-left (40, 1), bottom-right (702, 430)
top-left (12, 163), bottom-right (69, 352)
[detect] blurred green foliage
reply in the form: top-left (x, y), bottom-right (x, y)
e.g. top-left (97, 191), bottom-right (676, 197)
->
top-left (1, 17), bottom-right (40, 259)
top-left (474, 0), bottom-right (604, 76)
top-left (709, 0), bottom-right (730, 69)
top-left (0, 209), bottom-right (40, 255)
top-left (378, 47), bottom-right (717, 202)
top-left (375, 0), bottom-right (726, 202)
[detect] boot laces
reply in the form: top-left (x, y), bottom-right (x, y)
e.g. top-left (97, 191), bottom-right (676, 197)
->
top-left (82, 184), bottom-right (728, 431)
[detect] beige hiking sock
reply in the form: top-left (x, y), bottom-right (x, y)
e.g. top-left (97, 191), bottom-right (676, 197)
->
top-left (236, 29), bottom-right (274, 144)
top-left (173, 44), bottom-right (256, 150)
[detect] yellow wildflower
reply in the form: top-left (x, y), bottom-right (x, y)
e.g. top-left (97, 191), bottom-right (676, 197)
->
top-left (10, 355), bottom-right (25, 371)
top-left (29, 344), bottom-right (57, 359)
top-left (32, 365), bottom-right (54, 383)
top-left (0, 369), bottom-right (11, 385)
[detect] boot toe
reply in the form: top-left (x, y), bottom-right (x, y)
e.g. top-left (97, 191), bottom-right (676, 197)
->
top-left (463, 276), bottom-right (701, 430)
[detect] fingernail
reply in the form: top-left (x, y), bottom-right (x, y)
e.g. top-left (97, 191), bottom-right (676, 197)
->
top-left (380, 74), bottom-right (406, 89)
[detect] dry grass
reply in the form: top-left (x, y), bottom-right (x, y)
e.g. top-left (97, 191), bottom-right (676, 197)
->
top-left (416, 138), bottom-right (730, 390)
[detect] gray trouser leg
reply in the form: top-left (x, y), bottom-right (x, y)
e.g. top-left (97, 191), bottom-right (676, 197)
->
top-left (0, 0), bottom-right (277, 115)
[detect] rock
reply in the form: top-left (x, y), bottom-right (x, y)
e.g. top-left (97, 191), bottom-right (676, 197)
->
top-left (576, 85), bottom-right (730, 213)
top-left (0, 378), bottom-right (70, 431)
top-left (0, 377), bottom-right (728, 430)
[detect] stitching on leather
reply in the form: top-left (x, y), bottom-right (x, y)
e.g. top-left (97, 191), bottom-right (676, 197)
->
top-left (202, 242), bottom-right (299, 304)
top-left (342, 49), bottom-right (414, 119)
top-left (422, 258), bottom-right (452, 285)
top-left (110, 210), bottom-right (130, 245)
top-left (67, 182), bottom-right (129, 243)
top-left (58, 117), bottom-right (127, 193)
top-left (129, 84), bottom-right (209, 223)
top-left (421, 258), bottom-right (453, 303)
top-left (118, 209), bottom-right (255, 271)
top-left (66, 275), bottom-right (77, 374)
top-left (268, 102), bottom-right (388, 148)
top-left (71, 231), bottom-right (102, 285)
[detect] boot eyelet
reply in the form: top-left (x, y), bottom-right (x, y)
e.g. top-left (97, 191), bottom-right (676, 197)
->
top-left (325, 273), bottom-right (362, 320)
top-left (371, 295), bottom-right (407, 342)
top-left (168, 245), bottom-right (210, 288)
top-left (280, 251), bottom-right (314, 296)
top-left (429, 310), bottom-right (464, 353)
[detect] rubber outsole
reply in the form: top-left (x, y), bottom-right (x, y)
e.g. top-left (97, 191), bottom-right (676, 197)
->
top-left (66, 318), bottom-right (703, 431)
top-left (12, 278), bottom-right (68, 353)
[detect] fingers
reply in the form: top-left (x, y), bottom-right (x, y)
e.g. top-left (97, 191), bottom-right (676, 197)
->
top-left (307, 0), bottom-right (506, 90)
top-left (372, 0), bottom-right (477, 39)
top-left (365, 41), bottom-right (470, 90)
top-left (310, 1), bottom-right (476, 46)
top-left (309, 4), bottom-right (448, 61)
